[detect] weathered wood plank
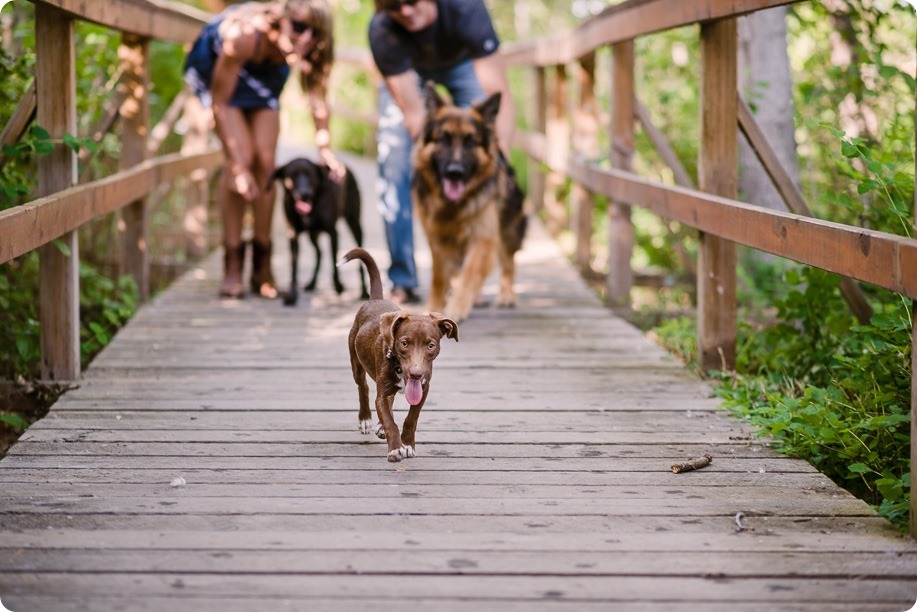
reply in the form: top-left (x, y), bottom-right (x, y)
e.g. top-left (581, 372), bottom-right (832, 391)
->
top-left (32, 0), bottom-right (208, 43)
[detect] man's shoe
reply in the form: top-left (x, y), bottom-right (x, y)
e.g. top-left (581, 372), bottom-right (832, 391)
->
top-left (390, 286), bottom-right (422, 305)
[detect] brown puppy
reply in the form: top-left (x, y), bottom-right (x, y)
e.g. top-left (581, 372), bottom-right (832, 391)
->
top-left (413, 81), bottom-right (527, 322)
top-left (340, 248), bottom-right (459, 462)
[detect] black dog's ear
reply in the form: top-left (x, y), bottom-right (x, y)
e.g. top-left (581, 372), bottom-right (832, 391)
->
top-left (268, 163), bottom-right (287, 190)
top-left (473, 92), bottom-right (501, 128)
top-left (430, 313), bottom-right (459, 343)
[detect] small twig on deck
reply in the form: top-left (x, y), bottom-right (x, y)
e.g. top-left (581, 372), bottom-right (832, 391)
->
top-left (671, 453), bottom-right (713, 474)
top-left (734, 512), bottom-right (748, 532)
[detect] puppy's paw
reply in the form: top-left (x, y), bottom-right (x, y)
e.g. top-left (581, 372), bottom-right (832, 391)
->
top-left (387, 446), bottom-right (410, 462)
top-left (404, 445), bottom-right (415, 459)
top-left (375, 423), bottom-right (386, 439)
top-left (359, 419), bottom-right (373, 435)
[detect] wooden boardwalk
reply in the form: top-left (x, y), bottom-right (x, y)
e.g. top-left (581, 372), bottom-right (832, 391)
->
top-left (1, 153), bottom-right (916, 611)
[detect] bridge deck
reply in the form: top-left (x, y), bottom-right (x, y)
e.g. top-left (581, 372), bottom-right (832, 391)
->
top-left (1, 153), bottom-right (915, 611)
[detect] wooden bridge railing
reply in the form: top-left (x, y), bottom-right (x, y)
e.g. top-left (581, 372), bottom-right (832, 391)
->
top-left (0, 0), bottom-right (223, 382)
top-left (336, 0), bottom-right (917, 535)
top-left (507, 0), bottom-right (917, 536)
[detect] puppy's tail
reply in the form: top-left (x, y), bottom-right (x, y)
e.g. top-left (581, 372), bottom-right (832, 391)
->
top-left (339, 248), bottom-right (383, 301)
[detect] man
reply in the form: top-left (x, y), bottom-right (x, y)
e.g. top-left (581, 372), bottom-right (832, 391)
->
top-left (369, 0), bottom-right (516, 304)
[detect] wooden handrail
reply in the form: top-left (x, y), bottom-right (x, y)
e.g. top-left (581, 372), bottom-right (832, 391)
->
top-left (0, 149), bottom-right (223, 266)
top-left (514, 129), bottom-right (917, 300)
top-left (501, 0), bottom-right (799, 67)
top-left (31, 0), bottom-right (209, 43)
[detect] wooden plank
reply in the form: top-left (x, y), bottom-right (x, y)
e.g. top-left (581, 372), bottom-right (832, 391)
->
top-left (32, 0), bottom-right (209, 44)
top-left (118, 33), bottom-right (151, 302)
top-left (544, 64), bottom-right (569, 235)
top-left (35, 3), bottom-right (80, 382)
top-left (697, 18), bottom-right (738, 371)
top-left (528, 67), bottom-right (547, 212)
top-left (0, 150), bottom-right (223, 265)
top-left (4, 548), bottom-right (915, 578)
top-left (2, 574), bottom-right (914, 604)
top-left (501, 0), bottom-right (804, 67)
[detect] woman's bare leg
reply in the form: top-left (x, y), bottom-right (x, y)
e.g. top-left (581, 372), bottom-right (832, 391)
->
top-left (216, 107), bottom-right (255, 297)
top-left (248, 108), bottom-right (280, 297)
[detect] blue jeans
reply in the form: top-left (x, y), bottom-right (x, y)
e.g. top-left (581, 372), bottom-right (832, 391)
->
top-left (375, 60), bottom-right (486, 290)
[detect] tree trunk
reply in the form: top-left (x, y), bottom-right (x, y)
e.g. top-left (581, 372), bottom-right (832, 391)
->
top-left (737, 7), bottom-right (800, 212)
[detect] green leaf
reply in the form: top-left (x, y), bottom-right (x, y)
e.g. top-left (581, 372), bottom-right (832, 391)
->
top-left (0, 413), bottom-right (29, 430)
top-left (847, 463), bottom-right (872, 475)
top-left (30, 125), bottom-right (51, 140)
top-left (52, 239), bottom-right (72, 257)
top-left (63, 133), bottom-right (81, 153)
top-left (33, 140), bottom-right (54, 155)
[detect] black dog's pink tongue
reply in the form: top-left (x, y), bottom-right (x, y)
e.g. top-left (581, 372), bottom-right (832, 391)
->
top-left (442, 179), bottom-right (465, 202)
top-left (295, 200), bottom-right (312, 216)
top-left (405, 378), bottom-right (423, 405)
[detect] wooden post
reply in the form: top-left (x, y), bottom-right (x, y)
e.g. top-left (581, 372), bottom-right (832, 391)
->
top-left (118, 34), bottom-right (151, 301)
top-left (607, 40), bottom-right (635, 311)
top-left (544, 64), bottom-right (569, 236)
top-left (35, 4), bottom-right (79, 381)
top-left (181, 92), bottom-right (211, 260)
top-left (572, 52), bottom-right (598, 273)
top-left (698, 19), bottom-right (738, 372)
top-left (528, 66), bottom-right (547, 214)
top-left (910, 89), bottom-right (916, 538)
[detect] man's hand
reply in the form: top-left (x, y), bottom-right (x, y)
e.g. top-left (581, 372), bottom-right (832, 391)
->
top-left (229, 166), bottom-right (259, 201)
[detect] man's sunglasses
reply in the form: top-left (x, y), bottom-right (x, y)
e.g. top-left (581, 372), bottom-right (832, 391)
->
top-left (291, 20), bottom-right (312, 34)
top-left (383, 0), bottom-right (421, 13)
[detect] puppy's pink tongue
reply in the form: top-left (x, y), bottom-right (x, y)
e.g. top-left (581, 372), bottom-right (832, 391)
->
top-left (405, 378), bottom-right (423, 405)
top-left (443, 179), bottom-right (465, 202)
top-left (295, 200), bottom-right (312, 215)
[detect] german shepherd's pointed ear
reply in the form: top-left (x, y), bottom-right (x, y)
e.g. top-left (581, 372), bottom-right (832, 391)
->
top-left (429, 313), bottom-right (459, 342)
top-left (380, 311), bottom-right (410, 356)
top-left (473, 92), bottom-right (501, 128)
top-left (423, 81), bottom-right (446, 117)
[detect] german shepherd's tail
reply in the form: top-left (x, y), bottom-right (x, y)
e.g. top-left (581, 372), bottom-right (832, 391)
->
top-left (339, 248), bottom-right (384, 301)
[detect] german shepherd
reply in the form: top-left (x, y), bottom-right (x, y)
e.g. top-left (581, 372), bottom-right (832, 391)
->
top-left (412, 82), bottom-right (527, 322)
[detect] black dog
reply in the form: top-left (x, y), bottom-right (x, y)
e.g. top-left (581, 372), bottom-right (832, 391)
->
top-left (271, 157), bottom-right (367, 306)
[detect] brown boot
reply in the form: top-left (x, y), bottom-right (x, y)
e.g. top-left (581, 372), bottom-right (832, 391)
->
top-left (250, 240), bottom-right (278, 299)
top-left (219, 243), bottom-right (246, 298)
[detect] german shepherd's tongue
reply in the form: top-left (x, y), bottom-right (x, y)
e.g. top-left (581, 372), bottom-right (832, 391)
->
top-left (442, 178), bottom-right (465, 202)
top-left (404, 377), bottom-right (423, 405)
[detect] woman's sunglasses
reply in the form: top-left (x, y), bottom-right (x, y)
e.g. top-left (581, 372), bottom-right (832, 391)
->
top-left (383, 0), bottom-right (421, 13)
top-left (291, 20), bottom-right (312, 34)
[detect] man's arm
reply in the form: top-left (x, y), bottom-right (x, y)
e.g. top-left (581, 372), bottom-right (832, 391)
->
top-left (385, 70), bottom-right (426, 140)
top-left (472, 53), bottom-right (515, 156)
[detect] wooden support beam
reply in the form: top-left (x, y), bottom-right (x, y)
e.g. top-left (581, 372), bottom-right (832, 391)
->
top-left (698, 18), bottom-right (738, 372)
top-left (180, 93), bottom-right (212, 260)
top-left (634, 99), bottom-right (697, 281)
top-left (147, 87), bottom-right (189, 156)
top-left (737, 95), bottom-right (873, 325)
top-left (607, 40), bottom-right (635, 310)
top-left (0, 81), bottom-right (36, 167)
top-left (544, 65), bottom-right (569, 237)
top-left (572, 52), bottom-right (598, 274)
top-left (118, 33), bottom-right (151, 302)
top-left (910, 88), bottom-right (916, 538)
top-left (528, 67), bottom-right (547, 214)
top-left (35, 3), bottom-right (79, 382)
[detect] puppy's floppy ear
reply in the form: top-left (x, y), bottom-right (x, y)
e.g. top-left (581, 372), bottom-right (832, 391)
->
top-left (380, 311), bottom-right (410, 356)
top-left (473, 92), bottom-right (501, 128)
top-left (429, 313), bottom-right (459, 342)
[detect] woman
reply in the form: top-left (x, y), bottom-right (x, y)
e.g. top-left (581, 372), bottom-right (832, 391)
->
top-left (185, 0), bottom-right (343, 298)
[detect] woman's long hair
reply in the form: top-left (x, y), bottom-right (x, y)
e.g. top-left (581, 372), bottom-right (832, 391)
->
top-left (282, 0), bottom-right (334, 92)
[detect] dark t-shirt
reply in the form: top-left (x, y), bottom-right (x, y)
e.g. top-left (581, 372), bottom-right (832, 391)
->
top-left (369, 0), bottom-right (500, 77)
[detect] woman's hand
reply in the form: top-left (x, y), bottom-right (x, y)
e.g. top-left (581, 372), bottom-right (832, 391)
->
top-left (319, 147), bottom-right (345, 184)
top-left (229, 166), bottom-right (259, 201)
